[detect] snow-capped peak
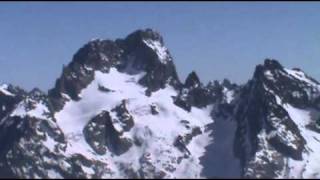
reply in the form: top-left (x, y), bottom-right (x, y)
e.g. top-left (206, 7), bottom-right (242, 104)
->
top-left (1, 29), bottom-right (320, 179)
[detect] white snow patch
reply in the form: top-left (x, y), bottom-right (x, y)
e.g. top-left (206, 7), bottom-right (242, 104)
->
top-left (223, 87), bottom-right (234, 103)
top-left (43, 135), bottom-right (56, 152)
top-left (0, 84), bottom-right (14, 96)
top-left (285, 68), bottom-right (319, 87)
top-left (61, 93), bottom-right (71, 100)
top-left (99, 53), bottom-right (109, 62)
top-left (82, 166), bottom-right (95, 175)
top-left (142, 39), bottom-right (170, 64)
top-left (47, 169), bottom-right (63, 178)
top-left (264, 70), bottom-right (275, 81)
top-left (10, 100), bottom-right (49, 119)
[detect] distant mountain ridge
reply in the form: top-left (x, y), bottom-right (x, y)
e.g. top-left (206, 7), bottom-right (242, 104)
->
top-left (0, 28), bottom-right (319, 178)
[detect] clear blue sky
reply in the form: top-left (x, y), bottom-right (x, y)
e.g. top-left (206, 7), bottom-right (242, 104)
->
top-left (1, 2), bottom-right (320, 91)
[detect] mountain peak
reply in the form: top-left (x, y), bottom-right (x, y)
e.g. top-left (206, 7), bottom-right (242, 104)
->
top-left (185, 71), bottom-right (201, 88)
top-left (49, 29), bottom-right (181, 111)
top-left (29, 88), bottom-right (46, 97)
top-left (263, 58), bottom-right (283, 70)
top-left (118, 28), bottom-right (181, 92)
top-left (252, 59), bottom-right (284, 82)
top-left (249, 58), bottom-right (320, 110)
top-left (124, 28), bottom-right (164, 45)
top-left (119, 28), bottom-right (169, 65)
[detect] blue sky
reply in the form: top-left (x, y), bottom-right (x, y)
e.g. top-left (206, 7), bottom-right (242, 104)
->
top-left (1, 2), bottom-right (320, 91)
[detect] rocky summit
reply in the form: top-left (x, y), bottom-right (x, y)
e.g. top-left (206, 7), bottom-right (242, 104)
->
top-left (0, 29), bottom-right (319, 178)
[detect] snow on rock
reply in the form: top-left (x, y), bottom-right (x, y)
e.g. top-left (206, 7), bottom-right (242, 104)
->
top-left (246, 129), bottom-right (285, 178)
top-left (142, 39), bottom-right (171, 64)
top-left (47, 169), bottom-right (63, 179)
top-left (283, 104), bottom-right (320, 178)
top-left (42, 134), bottom-right (58, 152)
top-left (0, 84), bottom-right (15, 96)
top-left (223, 87), bottom-right (234, 104)
top-left (264, 70), bottom-right (276, 81)
top-left (10, 99), bottom-right (49, 119)
top-left (285, 68), bottom-right (319, 87)
top-left (55, 67), bottom-right (213, 178)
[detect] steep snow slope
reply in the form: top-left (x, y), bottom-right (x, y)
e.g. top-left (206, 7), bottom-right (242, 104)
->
top-left (283, 104), bottom-right (320, 178)
top-left (54, 67), bottom-right (214, 178)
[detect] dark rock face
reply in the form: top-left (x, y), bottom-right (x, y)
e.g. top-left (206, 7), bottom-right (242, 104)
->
top-left (206, 81), bottom-right (225, 103)
top-left (185, 71), bottom-right (201, 88)
top-left (83, 111), bottom-right (132, 155)
top-left (254, 59), bottom-right (320, 108)
top-left (0, 94), bottom-right (18, 120)
top-left (0, 114), bottom-right (67, 178)
top-left (150, 104), bottom-right (159, 115)
top-left (183, 126), bottom-right (202, 145)
top-left (221, 79), bottom-right (237, 90)
top-left (111, 100), bottom-right (134, 132)
top-left (174, 73), bottom-right (238, 113)
top-left (173, 125), bottom-right (203, 157)
top-left (173, 94), bottom-right (192, 112)
top-left (233, 59), bottom-right (307, 178)
top-left (173, 135), bottom-right (190, 155)
top-left (0, 85), bottom-right (26, 120)
top-left (174, 72), bottom-right (214, 112)
top-left (98, 84), bottom-right (113, 93)
top-left (138, 152), bottom-right (167, 179)
top-left (48, 39), bottom-right (123, 111)
top-left (117, 29), bottom-right (181, 93)
top-left (185, 79), bottom-right (213, 108)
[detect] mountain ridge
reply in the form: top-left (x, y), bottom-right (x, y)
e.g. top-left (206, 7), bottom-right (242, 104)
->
top-left (0, 28), bottom-right (319, 178)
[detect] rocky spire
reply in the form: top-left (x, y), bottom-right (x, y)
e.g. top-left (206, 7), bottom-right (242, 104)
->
top-left (185, 71), bottom-right (201, 88)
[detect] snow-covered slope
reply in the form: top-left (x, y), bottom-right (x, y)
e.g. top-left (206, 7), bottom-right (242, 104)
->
top-left (54, 67), bottom-right (213, 178)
